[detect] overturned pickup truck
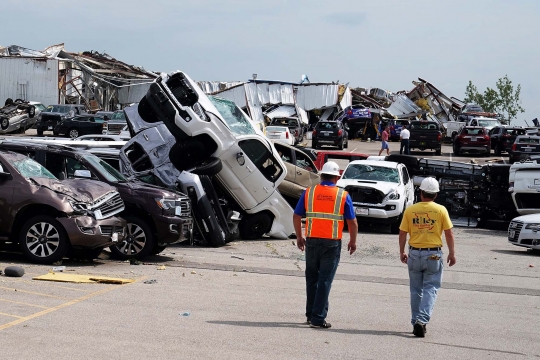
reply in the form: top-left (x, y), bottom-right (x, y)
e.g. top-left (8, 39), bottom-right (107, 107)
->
top-left (0, 98), bottom-right (37, 134)
top-left (119, 71), bottom-right (295, 245)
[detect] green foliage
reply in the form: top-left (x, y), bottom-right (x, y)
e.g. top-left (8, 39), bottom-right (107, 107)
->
top-left (464, 75), bottom-right (525, 125)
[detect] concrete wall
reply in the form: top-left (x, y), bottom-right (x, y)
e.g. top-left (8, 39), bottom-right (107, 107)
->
top-left (0, 57), bottom-right (59, 106)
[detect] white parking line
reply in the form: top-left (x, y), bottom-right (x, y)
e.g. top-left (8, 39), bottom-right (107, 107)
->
top-left (350, 148), bottom-right (357, 153)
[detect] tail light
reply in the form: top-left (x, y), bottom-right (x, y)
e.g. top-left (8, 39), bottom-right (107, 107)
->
top-left (348, 110), bottom-right (353, 115)
top-left (483, 135), bottom-right (490, 141)
top-left (503, 133), bottom-right (511, 138)
top-left (437, 132), bottom-right (442, 142)
top-left (286, 132), bottom-right (289, 139)
top-left (511, 143), bottom-right (517, 152)
top-left (312, 129), bottom-right (316, 136)
top-left (338, 129), bottom-right (343, 136)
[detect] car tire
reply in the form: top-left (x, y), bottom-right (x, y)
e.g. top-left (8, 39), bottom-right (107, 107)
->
top-left (110, 216), bottom-right (155, 260)
top-left (239, 213), bottom-right (272, 240)
top-left (27, 105), bottom-right (35, 118)
top-left (0, 117), bottom-right (9, 130)
top-left (453, 146), bottom-right (460, 155)
top-left (149, 244), bottom-right (167, 256)
top-left (169, 139), bottom-right (215, 171)
top-left (345, 139), bottom-right (349, 149)
top-left (385, 154), bottom-right (418, 168)
top-left (137, 96), bottom-right (159, 123)
top-left (390, 214), bottom-right (403, 234)
top-left (312, 141), bottom-right (318, 149)
top-left (338, 139), bottom-right (344, 150)
top-left (37, 130), bottom-right (43, 136)
top-left (4, 98), bottom-right (13, 106)
top-left (19, 215), bottom-right (69, 264)
top-left (495, 144), bottom-right (502, 156)
top-left (189, 157), bottom-right (223, 176)
top-left (435, 148), bottom-right (441, 156)
top-left (68, 128), bottom-right (79, 138)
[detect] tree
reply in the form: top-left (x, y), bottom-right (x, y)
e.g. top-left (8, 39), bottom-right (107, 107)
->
top-left (463, 75), bottom-right (525, 124)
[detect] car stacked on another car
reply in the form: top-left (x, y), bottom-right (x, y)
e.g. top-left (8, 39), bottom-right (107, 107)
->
top-left (0, 98), bottom-right (38, 134)
top-left (36, 104), bottom-right (87, 136)
top-left (452, 126), bottom-right (490, 156)
top-left (489, 126), bottom-right (526, 155)
top-left (312, 120), bottom-right (348, 150)
top-left (336, 159), bottom-right (415, 234)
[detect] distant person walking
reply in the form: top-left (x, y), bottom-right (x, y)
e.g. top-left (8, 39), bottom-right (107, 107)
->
top-left (400, 125), bottom-right (410, 155)
top-left (398, 177), bottom-right (456, 337)
top-left (378, 126), bottom-right (390, 156)
top-left (293, 161), bottom-right (358, 329)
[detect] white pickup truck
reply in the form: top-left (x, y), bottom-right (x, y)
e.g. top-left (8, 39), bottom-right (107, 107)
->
top-left (445, 117), bottom-right (502, 140)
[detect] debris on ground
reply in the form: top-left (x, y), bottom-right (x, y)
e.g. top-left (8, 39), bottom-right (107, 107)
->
top-left (52, 266), bottom-right (66, 272)
top-left (144, 279), bottom-right (157, 284)
top-left (529, 264), bottom-right (535, 268)
top-left (33, 272), bottom-right (135, 284)
top-left (231, 255), bottom-right (244, 260)
top-left (191, 270), bottom-right (197, 274)
top-left (157, 265), bottom-right (166, 270)
top-left (129, 259), bottom-right (141, 265)
top-left (4, 266), bottom-right (24, 277)
top-left (180, 312), bottom-right (191, 316)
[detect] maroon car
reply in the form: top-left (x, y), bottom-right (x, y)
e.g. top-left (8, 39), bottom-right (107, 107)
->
top-left (453, 126), bottom-right (490, 156)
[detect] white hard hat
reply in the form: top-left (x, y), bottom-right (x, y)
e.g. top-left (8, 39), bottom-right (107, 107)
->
top-left (320, 161), bottom-right (341, 176)
top-left (420, 177), bottom-right (440, 193)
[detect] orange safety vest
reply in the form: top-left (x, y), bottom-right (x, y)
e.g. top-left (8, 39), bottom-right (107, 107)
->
top-left (304, 184), bottom-right (348, 240)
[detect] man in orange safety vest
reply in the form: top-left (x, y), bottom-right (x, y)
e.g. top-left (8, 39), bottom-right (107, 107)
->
top-left (293, 161), bottom-right (358, 329)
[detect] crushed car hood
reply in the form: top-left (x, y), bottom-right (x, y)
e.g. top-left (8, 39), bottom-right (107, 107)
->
top-left (337, 179), bottom-right (398, 195)
top-left (29, 177), bottom-right (116, 203)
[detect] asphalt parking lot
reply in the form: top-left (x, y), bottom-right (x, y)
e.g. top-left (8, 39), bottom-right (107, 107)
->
top-left (0, 133), bottom-right (538, 359)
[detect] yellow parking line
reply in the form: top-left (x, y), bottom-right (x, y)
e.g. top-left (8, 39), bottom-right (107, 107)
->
top-left (0, 298), bottom-right (49, 309)
top-left (0, 277), bottom-right (144, 332)
top-left (0, 312), bottom-right (23, 319)
top-left (0, 286), bottom-right (69, 300)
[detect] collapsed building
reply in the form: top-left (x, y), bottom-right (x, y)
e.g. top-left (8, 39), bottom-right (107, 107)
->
top-left (0, 44), bottom-right (157, 111)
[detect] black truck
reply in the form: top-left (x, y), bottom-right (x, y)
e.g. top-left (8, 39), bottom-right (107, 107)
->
top-left (312, 120), bottom-right (349, 150)
top-left (0, 140), bottom-right (193, 259)
top-left (409, 120), bottom-right (442, 155)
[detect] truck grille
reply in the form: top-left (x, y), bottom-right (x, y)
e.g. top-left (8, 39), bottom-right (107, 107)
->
top-left (179, 197), bottom-right (191, 217)
top-left (345, 186), bottom-right (385, 205)
top-left (92, 193), bottom-right (124, 219)
top-left (508, 221), bottom-right (523, 242)
top-left (107, 123), bottom-right (125, 134)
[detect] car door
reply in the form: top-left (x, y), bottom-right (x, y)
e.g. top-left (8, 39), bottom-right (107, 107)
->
top-left (400, 165), bottom-right (414, 207)
top-left (273, 143), bottom-right (295, 197)
top-left (292, 149), bottom-right (320, 198)
top-left (0, 158), bottom-right (15, 236)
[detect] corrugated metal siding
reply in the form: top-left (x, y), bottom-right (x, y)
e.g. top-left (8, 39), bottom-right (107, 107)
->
top-left (0, 58), bottom-right (58, 106)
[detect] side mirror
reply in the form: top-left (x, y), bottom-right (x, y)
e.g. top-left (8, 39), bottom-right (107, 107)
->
top-left (0, 171), bottom-right (12, 180)
top-left (236, 152), bottom-right (245, 166)
top-left (74, 170), bottom-right (92, 178)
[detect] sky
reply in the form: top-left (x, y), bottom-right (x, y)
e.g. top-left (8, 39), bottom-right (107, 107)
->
top-left (2, 0), bottom-right (539, 126)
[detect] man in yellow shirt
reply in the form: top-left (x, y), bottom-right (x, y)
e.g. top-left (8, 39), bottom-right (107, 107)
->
top-left (399, 177), bottom-right (456, 337)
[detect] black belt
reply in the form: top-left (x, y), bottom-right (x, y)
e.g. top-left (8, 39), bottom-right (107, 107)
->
top-left (409, 246), bottom-right (441, 251)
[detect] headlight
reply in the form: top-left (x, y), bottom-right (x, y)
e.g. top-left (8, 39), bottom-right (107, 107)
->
top-left (525, 223), bottom-right (540, 229)
top-left (69, 201), bottom-right (93, 216)
top-left (384, 190), bottom-right (400, 201)
top-left (156, 197), bottom-right (183, 216)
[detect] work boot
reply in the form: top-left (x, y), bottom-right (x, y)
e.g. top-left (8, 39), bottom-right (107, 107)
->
top-left (310, 321), bottom-right (332, 329)
top-left (413, 321), bottom-right (426, 337)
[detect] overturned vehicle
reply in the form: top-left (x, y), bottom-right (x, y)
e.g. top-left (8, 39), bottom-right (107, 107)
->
top-left (119, 71), bottom-right (295, 246)
top-left (0, 98), bottom-right (37, 134)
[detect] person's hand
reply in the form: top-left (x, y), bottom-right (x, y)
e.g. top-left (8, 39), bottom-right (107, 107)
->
top-left (400, 252), bottom-right (408, 264)
top-left (447, 254), bottom-right (456, 267)
top-left (347, 241), bottom-right (356, 255)
top-left (297, 237), bottom-right (306, 251)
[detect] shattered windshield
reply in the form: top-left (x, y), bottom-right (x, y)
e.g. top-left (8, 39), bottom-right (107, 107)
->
top-left (45, 105), bottom-right (70, 113)
top-left (85, 155), bottom-right (126, 183)
top-left (111, 111), bottom-right (126, 120)
top-left (342, 164), bottom-right (399, 183)
top-left (8, 157), bottom-right (56, 179)
top-left (208, 96), bottom-right (255, 135)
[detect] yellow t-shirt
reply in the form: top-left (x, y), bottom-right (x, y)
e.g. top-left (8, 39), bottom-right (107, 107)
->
top-left (399, 201), bottom-right (453, 248)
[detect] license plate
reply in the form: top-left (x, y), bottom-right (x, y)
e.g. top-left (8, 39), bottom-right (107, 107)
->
top-left (524, 148), bottom-right (533, 152)
top-left (323, 133), bottom-right (329, 136)
top-left (111, 232), bottom-right (118, 242)
top-left (47, 126), bottom-right (53, 130)
top-left (509, 230), bottom-right (515, 238)
top-left (355, 207), bottom-right (368, 216)
top-left (471, 137), bottom-right (477, 142)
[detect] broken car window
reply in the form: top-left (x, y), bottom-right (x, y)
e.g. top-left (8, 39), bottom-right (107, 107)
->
top-left (208, 96), bottom-right (255, 136)
top-left (239, 139), bottom-right (283, 182)
top-left (85, 155), bottom-right (126, 183)
top-left (294, 150), bottom-right (316, 172)
top-left (342, 164), bottom-right (399, 183)
top-left (9, 157), bottom-right (56, 180)
top-left (273, 143), bottom-right (293, 163)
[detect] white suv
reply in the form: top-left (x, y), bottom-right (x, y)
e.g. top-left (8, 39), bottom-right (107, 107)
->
top-left (508, 214), bottom-right (540, 251)
top-left (336, 160), bottom-right (414, 234)
top-left (128, 71), bottom-right (295, 240)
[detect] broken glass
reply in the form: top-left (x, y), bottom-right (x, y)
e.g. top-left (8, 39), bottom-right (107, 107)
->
top-left (208, 96), bottom-right (255, 136)
top-left (9, 157), bottom-right (56, 179)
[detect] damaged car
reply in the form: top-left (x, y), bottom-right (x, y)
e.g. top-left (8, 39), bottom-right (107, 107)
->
top-left (0, 140), bottom-right (193, 259)
top-left (337, 160), bottom-right (415, 234)
top-left (36, 104), bottom-right (87, 136)
top-left (0, 98), bottom-right (37, 134)
top-left (509, 157), bottom-right (540, 215)
top-left (0, 150), bottom-right (126, 264)
top-left (122, 71), bottom-right (295, 243)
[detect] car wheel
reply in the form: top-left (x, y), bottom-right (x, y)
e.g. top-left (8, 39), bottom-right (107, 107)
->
top-left (19, 216), bottom-right (69, 264)
top-left (390, 213), bottom-right (403, 234)
top-left (435, 148), bottom-right (441, 156)
top-left (27, 105), bottom-right (35, 118)
top-left (453, 146), bottom-right (460, 155)
top-left (345, 139), bottom-right (349, 149)
top-left (239, 213), bottom-right (272, 240)
top-left (0, 117), bottom-right (9, 130)
top-left (169, 139), bottom-right (215, 171)
top-left (189, 157), bottom-right (223, 176)
top-left (4, 98), bottom-right (13, 106)
top-left (495, 144), bottom-right (502, 156)
top-left (110, 217), bottom-right (155, 260)
top-left (37, 130), bottom-right (43, 136)
top-left (338, 139), bottom-right (344, 150)
top-left (312, 141), bottom-right (318, 149)
top-left (69, 128), bottom-right (79, 138)
top-left (149, 244), bottom-right (167, 256)
top-left (137, 96), bottom-right (159, 123)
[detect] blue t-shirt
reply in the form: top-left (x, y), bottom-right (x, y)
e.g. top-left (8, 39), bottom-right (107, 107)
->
top-left (294, 181), bottom-right (356, 220)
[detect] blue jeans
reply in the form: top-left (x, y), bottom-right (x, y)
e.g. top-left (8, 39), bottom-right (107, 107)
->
top-left (305, 238), bottom-right (341, 325)
top-left (400, 139), bottom-right (410, 155)
top-left (407, 249), bottom-right (444, 325)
